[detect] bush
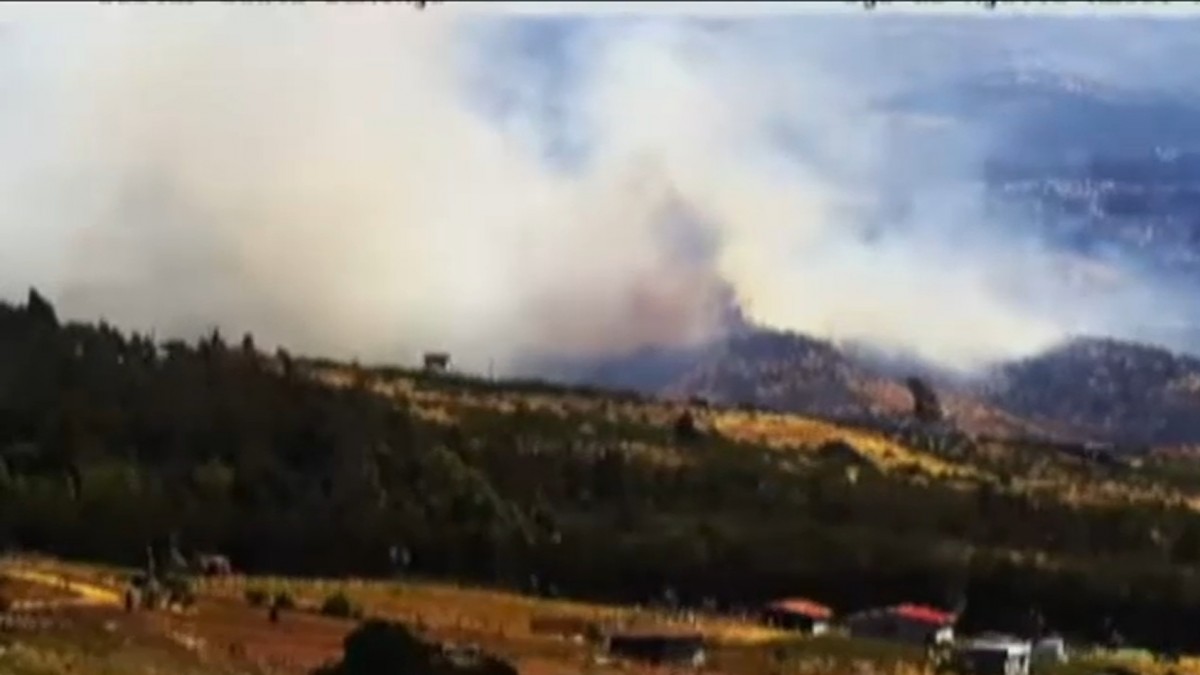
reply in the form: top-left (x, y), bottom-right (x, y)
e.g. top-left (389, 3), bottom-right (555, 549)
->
top-left (326, 619), bottom-right (521, 675)
top-left (245, 588), bottom-right (269, 607)
top-left (674, 411), bottom-right (701, 444)
top-left (273, 591), bottom-right (296, 610)
top-left (339, 620), bottom-right (435, 674)
top-left (321, 590), bottom-right (358, 619)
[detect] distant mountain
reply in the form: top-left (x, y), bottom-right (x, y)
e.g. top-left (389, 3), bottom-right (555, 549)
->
top-left (983, 337), bottom-right (1200, 447)
top-left (533, 326), bottom-right (1200, 448)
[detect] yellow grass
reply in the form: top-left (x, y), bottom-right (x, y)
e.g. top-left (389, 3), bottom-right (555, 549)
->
top-left (711, 410), bottom-right (979, 479)
top-left (312, 364), bottom-right (1200, 515)
top-left (192, 573), bottom-right (787, 647)
top-left (0, 567), bottom-right (121, 607)
top-left (0, 555), bottom-right (128, 593)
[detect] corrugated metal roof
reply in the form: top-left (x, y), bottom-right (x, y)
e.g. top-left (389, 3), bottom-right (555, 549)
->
top-left (892, 604), bottom-right (955, 625)
top-left (764, 598), bottom-right (834, 620)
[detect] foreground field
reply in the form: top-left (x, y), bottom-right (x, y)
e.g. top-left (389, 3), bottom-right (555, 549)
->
top-left (0, 556), bottom-right (928, 675)
top-left (6, 557), bottom-right (1200, 675)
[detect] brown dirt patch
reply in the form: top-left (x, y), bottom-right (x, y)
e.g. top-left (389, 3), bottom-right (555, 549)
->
top-left (142, 597), bottom-right (355, 674)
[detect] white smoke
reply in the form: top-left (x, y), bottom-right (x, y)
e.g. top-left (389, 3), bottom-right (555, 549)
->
top-left (0, 3), bottom-right (1191, 374)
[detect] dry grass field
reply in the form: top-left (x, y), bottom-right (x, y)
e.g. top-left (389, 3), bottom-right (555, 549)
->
top-left (707, 409), bottom-right (979, 479)
top-left (0, 555), bottom-right (913, 675)
top-left (5, 556), bottom-right (1200, 675)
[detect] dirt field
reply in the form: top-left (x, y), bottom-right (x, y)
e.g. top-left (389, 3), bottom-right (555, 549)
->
top-left (1, 558), bottom-right (728, 675)
top-left (143, 597), bottom-right (354, 673)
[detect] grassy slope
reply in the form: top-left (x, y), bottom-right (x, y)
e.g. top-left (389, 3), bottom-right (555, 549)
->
top-left (309, 362), bottom-right (1200, 512)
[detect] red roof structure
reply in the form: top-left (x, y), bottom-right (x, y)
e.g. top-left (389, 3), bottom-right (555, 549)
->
top-left (765, 598), bottom-right (834, 620)
top-left (890, 604), bottom-right (955, 626)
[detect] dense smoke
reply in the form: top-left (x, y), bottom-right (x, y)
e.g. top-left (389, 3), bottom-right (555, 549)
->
top-left (0, 4), bottom-right (1194, 374)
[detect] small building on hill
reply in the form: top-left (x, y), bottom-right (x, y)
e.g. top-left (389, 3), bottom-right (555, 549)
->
top-left (605, 630), bottom-right (706, 668)
top-left (423, 352), bottom-right (450, 374)
top-left (761, 598), bottom-right (834, 635)
top-left (845, 604), bottom-right (955, 646)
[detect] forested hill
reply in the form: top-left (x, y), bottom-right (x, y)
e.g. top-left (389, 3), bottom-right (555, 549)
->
top-left (11, 289), bottom-right (1200, 652)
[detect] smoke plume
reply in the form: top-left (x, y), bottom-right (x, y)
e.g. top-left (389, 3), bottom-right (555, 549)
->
top-left (0, 4), bottom-right (1194, 374)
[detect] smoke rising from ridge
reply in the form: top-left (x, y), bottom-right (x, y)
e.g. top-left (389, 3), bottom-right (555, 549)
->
top-left (0, 5), bottom-right (1193, 374)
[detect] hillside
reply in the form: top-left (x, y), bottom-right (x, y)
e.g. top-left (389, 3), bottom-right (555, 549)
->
top-left (12, 291), bottom-right (1200, 655)
top-left (537, 331), bottom-right (953, 426)
top-left (983, 338), bottom-right (1200, 447)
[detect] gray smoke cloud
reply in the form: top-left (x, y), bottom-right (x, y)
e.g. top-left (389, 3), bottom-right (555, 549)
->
top-left (0, 3), bottom-right (1195, 374)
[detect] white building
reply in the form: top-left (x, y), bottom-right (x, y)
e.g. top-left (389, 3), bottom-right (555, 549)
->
top-left (950, 636), bottom-right (1033, 675)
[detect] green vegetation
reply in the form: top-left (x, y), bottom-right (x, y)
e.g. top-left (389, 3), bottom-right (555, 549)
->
top-left (5, 290), bottom-right (1200, 653)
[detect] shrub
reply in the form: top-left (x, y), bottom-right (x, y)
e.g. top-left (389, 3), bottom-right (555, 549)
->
top-left (321, 590), bottom-right (358, 618)
top-left (674, 411), bottom-right (701, 444)
top-left (339, 620), bottom-right (436, 675)
top-left (245, 588), bottom-right (269, 607)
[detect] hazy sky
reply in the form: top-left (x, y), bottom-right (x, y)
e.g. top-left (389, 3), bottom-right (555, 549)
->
top-left (2, 2), bottom-right (1199, 373)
